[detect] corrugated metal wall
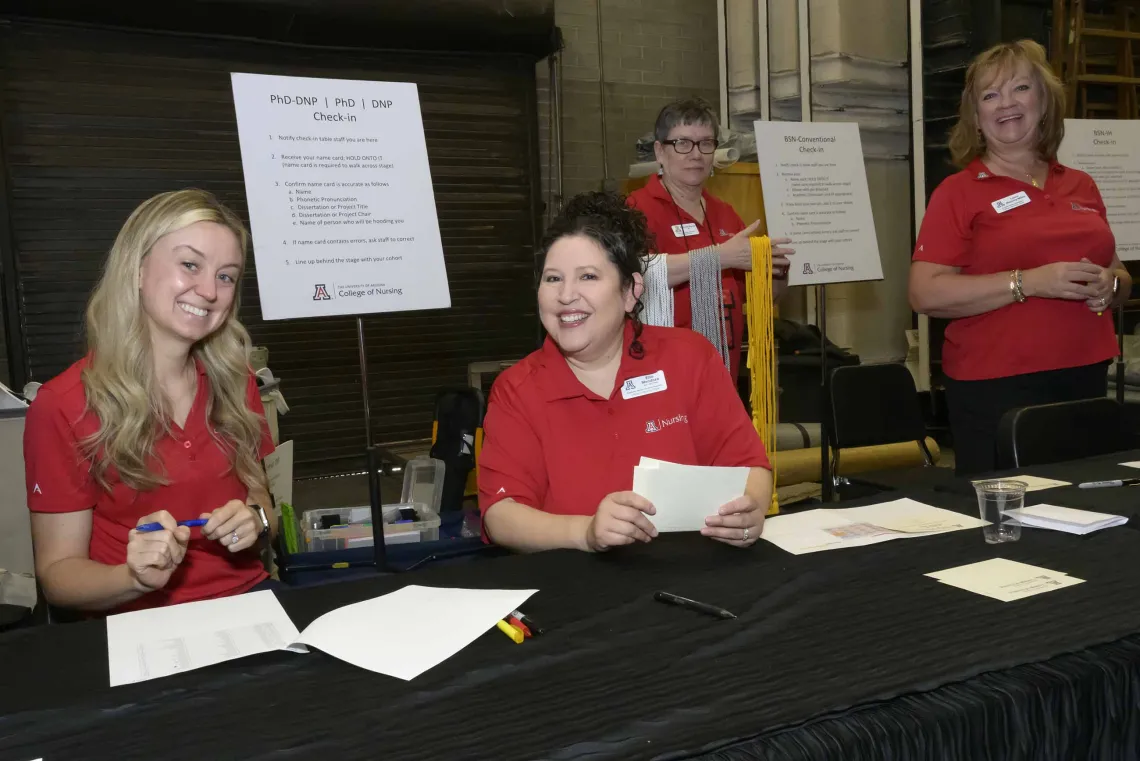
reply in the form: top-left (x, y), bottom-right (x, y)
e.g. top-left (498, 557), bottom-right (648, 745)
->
top-left (0, 20), bottom-right (542, 476)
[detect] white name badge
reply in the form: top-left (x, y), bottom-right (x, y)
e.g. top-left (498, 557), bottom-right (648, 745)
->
top-left (620, 370), bottom-right (667, 400)
top-left (671, 222), bottom-right (700, 237)
top-left (992, 191), bottom-right (1031, 214)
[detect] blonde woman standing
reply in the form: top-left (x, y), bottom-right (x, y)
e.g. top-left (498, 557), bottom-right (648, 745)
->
top-left (909, 40), bottom-right (1130, 476)
top-left (24, 189), bottom-right (276, 613)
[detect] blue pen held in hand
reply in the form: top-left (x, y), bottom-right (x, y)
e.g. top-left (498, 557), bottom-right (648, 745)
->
top-left (134, 518), bottom-right (209, 533)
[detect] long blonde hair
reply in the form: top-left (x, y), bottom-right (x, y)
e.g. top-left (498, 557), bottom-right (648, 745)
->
top-left (82, 189), bottom-right (264, 493)
top-left (948, 39), bottom-right (1066, 168)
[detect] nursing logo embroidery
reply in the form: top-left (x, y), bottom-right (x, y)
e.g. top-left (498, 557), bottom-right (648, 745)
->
top-left (313, 284), bottom-right (332, 300)
top-left (977, 172), bottom-right (989, 179)
top-left (1071, 201), bottom-right (1097, 213)
top-left (645, 415), bottom-right (689, 434)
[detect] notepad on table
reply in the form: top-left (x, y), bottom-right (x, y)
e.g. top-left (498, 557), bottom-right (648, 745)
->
top-left (1004, 504), bottom-right (1128, 535)
top-left (971, 475), bottom-right (1071, 492)
top-left (632, 456), bottom-right (749, 532)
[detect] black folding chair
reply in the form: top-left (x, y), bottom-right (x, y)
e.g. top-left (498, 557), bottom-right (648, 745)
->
top-left (828, 363), bottom-right (949, 497)
top-left (995, 397), bottom-right (1136, 470)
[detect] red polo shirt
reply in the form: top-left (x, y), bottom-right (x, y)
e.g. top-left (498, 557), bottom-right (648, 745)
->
top-left (627, 174), bottom-right (748, 380)
top-left (24, 357), bottom-right (273, 611)
top-left (914, 158), bottom-right (1118, 381)
top-left (477, 322), bottom-right (770, 523)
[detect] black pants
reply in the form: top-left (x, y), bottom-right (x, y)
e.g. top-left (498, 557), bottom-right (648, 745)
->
top-left (943, 362), bottom-right (1109, 477)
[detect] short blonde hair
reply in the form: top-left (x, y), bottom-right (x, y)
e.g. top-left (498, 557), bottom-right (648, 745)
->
top-left (948, 40), bottom-right (1066, 168)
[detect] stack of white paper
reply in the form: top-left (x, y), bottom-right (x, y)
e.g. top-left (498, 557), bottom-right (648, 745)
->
top-left (926, 558), bottom-right (1084, 602)
top-left (632, 457), bottom-right (749, 532)
top-left (107, 585), bottom-right (537, 687)
top-left (1004, 504), bottom-right (1128, 535)
top-left (759, 498), bottom-right (987, 555)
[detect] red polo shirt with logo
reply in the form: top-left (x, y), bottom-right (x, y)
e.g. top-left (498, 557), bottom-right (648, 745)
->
top-left (477, 322), bottom-right (770, 522)
top-left (24, 357), bottom-right (274, 611)
top-left (914, 158), bottom-right (1118, 381)
top-left (627, 174), bottom-right (748, 380)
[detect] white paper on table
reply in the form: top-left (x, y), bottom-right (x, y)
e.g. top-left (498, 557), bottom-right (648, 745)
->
top-left (1120, 461), bottom-right (1140, 469)
top-left (294, 585), bottom-right (536, 680)
top-left (107, 590), bottom-right (300, 687)
top-left (842, 498), bottom-right (988, 534)
top-left (109, 585), bottom-right (537, 686)
top-left (760, 499), bottom-right (985, 555)
top-left (1005, 504), bottom-right (1128, 535)
top-left (263, 439), bottom-right (294, 508)
top-left (632, 457), bottom-right (749, 532)
top-left (973, 475), bottom-right (1071, 492)
top-left (926, 558), bottom-right (1084, 602)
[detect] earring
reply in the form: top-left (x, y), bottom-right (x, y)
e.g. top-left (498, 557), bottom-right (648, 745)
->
top-left (657, 163), bottom-right (663, 176)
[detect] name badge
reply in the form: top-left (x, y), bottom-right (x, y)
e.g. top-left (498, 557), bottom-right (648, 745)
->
top-left (671, 222), bottom-right (700, 238)
top-left (620, 370), bottom-right (667, 400)
top-left (992, 191), bottom-right (1031, 214)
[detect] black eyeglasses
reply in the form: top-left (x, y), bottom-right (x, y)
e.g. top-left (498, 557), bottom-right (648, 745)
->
top-left (662, 138), bottom-right (719, 155)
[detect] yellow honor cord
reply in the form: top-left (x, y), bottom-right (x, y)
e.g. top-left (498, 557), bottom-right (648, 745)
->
top-left (745, 235), bottom-right (779, 515)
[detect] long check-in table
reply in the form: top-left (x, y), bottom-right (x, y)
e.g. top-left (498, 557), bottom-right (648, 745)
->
top-left (4, 452), bottom-right (1140, 760)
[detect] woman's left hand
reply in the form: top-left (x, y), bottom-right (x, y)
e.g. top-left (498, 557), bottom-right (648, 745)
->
top-left (1082, 258), bottom-right (1115, 313)
top-left (702, 494), bottom-right (763, 547)
top-left (200, 500), bottom-right (261, 553)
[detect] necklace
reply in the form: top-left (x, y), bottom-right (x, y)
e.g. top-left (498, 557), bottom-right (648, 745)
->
top-left (1027, 173), bottom-right (1040, 189)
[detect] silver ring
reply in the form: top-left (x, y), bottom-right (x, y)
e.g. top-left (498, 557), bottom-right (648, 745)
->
top-left (742, 527), bottom-right (750, 542)
top-left (231, 531), bottom-right (240, 545)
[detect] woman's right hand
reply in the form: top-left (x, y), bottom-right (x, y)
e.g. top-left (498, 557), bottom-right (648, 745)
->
top-left (585, 492), bottom-right (658, 552)
top-left (1022, 261), bottom-right (1103, 301)
top-left (716, 220), bottom-right (763, 270)
top-left (126, 511), bottom-right (191, 592)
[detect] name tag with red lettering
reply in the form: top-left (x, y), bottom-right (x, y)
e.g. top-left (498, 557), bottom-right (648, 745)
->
top-left (992, 191), bottom-right (1031, 214)
top-left (671, 223), bottom-right (699, 237)
top-left (620, 371), bottom-right (667, 400)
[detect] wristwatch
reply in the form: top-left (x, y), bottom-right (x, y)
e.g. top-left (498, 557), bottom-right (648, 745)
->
top-left (248, 503), bottom-right (270, 537)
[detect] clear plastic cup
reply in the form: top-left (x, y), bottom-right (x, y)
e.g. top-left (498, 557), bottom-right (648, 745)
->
top-left (973, 479), bottom-right (1026, 544)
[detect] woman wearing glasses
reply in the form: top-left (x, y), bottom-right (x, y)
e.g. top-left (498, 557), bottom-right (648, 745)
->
top-left (627, 98), bottom-right (794, 381)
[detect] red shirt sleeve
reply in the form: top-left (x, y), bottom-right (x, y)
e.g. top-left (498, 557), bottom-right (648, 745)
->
top-left (913, 180), bottom-right (973, 268)
top-left (24, 386), bottom-right (98, 514)
top-left (244, 372), bottom-right (275, 460)
top-left (690, 340), bottom-right (771, 470)
top-left (477, 376), bottom-right (548, 515)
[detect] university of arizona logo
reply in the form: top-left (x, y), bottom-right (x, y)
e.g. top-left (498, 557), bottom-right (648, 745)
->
top-left (313, 284), bottom-right (331, 300)
top-left (623, 379), bottom-right (637, 393)
top-left (645, 420), bottom-right (660, 434)
top-left (802, 262), bottom-right (814, 275)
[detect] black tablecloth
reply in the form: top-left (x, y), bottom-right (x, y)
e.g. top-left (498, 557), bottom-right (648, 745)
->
top-left (5, 454), bottom-right (1140, 761)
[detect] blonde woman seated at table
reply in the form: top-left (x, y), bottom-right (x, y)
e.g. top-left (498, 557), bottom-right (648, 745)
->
top-left (24, 189), bottom-right (276, 613)
top-left (478, 191), bottom-right (773, 553)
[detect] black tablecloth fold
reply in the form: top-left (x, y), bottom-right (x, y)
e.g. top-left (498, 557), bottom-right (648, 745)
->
top-left (4, 486), bottom-right (1140, 761)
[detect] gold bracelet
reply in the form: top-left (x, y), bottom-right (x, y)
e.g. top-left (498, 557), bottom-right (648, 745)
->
top-left (1011, 269), bottom-right (1027, 303)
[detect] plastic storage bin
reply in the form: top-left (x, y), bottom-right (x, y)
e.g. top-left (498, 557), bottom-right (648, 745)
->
top-left (301, 502), bottom-right (440, 552)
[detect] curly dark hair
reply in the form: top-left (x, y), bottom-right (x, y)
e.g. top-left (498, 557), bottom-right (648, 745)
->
top-left (538, 191), bottom-right (650, 359)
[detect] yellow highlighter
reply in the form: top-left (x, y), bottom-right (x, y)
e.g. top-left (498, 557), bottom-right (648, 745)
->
top-left (496, 619), bottom-right (524, 644)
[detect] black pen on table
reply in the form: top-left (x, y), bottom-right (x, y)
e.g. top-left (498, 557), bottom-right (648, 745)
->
top-left (1078, 478), bottom-right (1140, 489)
top-left (653, 591), bottom-right (736, 620)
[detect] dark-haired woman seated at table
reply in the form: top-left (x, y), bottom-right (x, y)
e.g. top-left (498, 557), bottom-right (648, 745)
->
top-left (477, 191), bottom-right (773, 553)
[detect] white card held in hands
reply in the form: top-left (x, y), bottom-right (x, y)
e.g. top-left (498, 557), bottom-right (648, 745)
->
top-left (632, 457), bottom-right (749, 532)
